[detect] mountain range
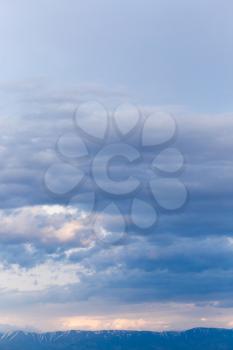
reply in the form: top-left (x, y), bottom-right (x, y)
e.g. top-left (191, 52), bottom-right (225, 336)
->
top-left (0, 328), bottom-right (232, 349)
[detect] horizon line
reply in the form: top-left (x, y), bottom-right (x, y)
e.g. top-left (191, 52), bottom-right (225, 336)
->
top-left (2, 327), bottom-right (233, 334)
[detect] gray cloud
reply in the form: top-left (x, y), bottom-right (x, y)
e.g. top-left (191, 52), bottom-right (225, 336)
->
top-left (0, 83), bottom-right (232, 326)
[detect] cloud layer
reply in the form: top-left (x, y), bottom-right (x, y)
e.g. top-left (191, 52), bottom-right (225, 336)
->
top-left (0, 83), bottom-right (232, 330)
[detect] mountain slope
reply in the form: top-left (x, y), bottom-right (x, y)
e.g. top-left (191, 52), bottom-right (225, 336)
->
top-left (0, 328), bottom-right (232, 349)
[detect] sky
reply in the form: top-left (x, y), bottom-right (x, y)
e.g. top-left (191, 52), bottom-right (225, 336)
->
top-left (0, 0), bottom-right (233, 332)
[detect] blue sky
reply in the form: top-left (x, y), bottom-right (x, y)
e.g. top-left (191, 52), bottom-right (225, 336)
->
top-left (1, 0), bottom-right (233, 111)
top-left (0, 0), bottom-right (233, 331)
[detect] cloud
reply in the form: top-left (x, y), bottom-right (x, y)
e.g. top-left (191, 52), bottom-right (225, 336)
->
top-left (0, 83), bottom-right (232, 330)
top-left (0, 0), bottom-right (232, 330)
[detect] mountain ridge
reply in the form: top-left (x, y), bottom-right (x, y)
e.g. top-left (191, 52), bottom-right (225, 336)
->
top-left (0, 327), bottom-right (232, 349)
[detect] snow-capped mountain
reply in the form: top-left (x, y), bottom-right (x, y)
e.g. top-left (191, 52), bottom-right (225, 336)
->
top-left (0, 328), bottom-right (232, 349)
